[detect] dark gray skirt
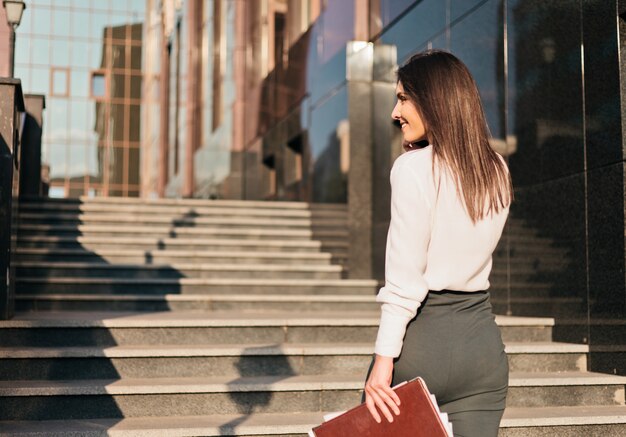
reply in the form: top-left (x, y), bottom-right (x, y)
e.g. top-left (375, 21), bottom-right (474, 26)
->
top-left (365, 289), bottom-right (508, 414)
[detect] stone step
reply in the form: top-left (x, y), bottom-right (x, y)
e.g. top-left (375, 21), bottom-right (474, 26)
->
top-left (12, 250), bottom-right (563, 279)
top-left (492, 261), bottom-right (575, 276)
top-left (16, 235), bottom-right (348, 253)
top-left (14, 261), bottom-right (345, 280)
top-left (13, 260), bottom-right (554, 283)
top-left (13, 248), bottom-right (343, 265)
top-left (15, 294), bottom-right (378, 312)
top-left (2, 406), bottom-right (626, 436)
top-left (17, 213), bottom-right (348, 230)
top-left (499, 405), bottom-right (626, 436)
top-left (15, 278), bottom-right (378, 295)
top-left (0, 372), bottom-right (624, 420)
top-left (0, 311), bottom-right (554, 347)
top-left (493, 247), bottom-right (572, 260)
top-left (17, 224), bottom-right (349, 241)
top-left (0, 341), bottom-right (588, 380)
top-left (14, 275), bottom-right (575, 300)
top-left (17, 196), bottom-right (348, 211)
top-left (491, 297), bottom-right (587, 318)
top-left (18, 203), bottom-right (348, 220)
top-left (14, 293), bottom-right (586, 317)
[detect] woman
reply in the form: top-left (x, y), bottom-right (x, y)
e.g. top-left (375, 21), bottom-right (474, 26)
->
top-left (363, 49), bottom-right (513, 437)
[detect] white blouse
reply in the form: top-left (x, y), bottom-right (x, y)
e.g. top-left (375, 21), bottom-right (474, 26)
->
top-left (374, 144), bottom-right (510, 358)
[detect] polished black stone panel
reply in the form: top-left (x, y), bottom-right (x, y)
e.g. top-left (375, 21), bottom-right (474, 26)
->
top-left (583, 0), bottom-right (622, 169)
top-left (587, 162), bottom-right (626, 318)
top-left (621, 7), bottom-right (626, 162)
top-left (507, 0), bottom-right (585, 186)
top-left (511, 174), bottom-right (588, 304)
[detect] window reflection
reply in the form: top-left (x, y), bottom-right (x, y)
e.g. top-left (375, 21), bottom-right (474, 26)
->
top-left (375, 0), bottom-right (418, 30)
top-left (378, 0), bottom-right (446, 64)
top-left (72, 11), bottom-right (91, 38)
top-left (52, 9), bottom-right (71, 37)
top-left (32, 6), bottom-right (51, 35)
top-left (91, 72), bottom-right (106, 98)
top-left (507, 0), bottom-right (584, 184)
top-left (45, 143), bottom-right (68, 180)
top-left (31, 37), bottom-right (50, 66)
top-left (309, 87), bottom-right (348, 203)
top-left (51, 68), bottom-right (69, 97)
top-left (31, 67), bottom-right (50, 95)
top-left (51, 39), bottom-right (70, 66)
top-left (68, 144), bottom-right (88, 181)
top-left (450, 0), bottom-right (504, 142)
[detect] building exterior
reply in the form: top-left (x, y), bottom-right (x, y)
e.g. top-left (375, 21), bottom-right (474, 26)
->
top-left (3, 0), bottom-right (625, 374)
top-left (12, 0), bottom-right (145, 198)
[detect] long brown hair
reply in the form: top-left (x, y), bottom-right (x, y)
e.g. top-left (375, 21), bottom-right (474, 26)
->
top-left (397, 49), bottom-right (514, 223)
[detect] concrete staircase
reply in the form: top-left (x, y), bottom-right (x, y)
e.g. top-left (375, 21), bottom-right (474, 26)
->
top-left (0, 196), bottom-right (625, 436)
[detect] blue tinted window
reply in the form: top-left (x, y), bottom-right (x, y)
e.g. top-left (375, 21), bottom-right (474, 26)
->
top-left (91, 72), bottom-right (106, 97)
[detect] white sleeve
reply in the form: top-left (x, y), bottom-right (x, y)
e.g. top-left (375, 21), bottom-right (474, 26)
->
top-left (374, 158), bottom-right (432, 358)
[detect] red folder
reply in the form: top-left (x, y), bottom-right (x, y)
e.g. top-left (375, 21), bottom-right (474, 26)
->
top-left (311, 377), bottom-right (450, 437)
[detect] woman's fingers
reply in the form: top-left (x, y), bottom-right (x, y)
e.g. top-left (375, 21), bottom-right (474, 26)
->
top-left (365, 392), bottom-right (382, 423)
top-left (364, 355), bottom-right (400, 423)
top-left (365, 384), bottom-right (400, 423)
top-left (378, 385), bottom-right (401, 415)
top-left (387, 384), bottom-right (402, 407)
top-left (366, 388), bottom-right (393, 422)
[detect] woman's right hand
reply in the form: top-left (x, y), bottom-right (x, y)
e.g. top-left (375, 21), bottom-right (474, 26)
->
top-left (364, 354), bottom-right (401, 423)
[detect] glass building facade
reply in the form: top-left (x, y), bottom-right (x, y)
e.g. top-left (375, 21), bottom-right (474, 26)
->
top-left (14, 0), bottom-right (145, 198)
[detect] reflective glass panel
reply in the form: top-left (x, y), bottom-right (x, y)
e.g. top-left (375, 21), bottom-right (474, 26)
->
top-left (451, 0), bottom-right (489, 22)
top-left (68, 144), bottom-right (88, 179)
top-left (46, 143), bottom-right (68, 180)
top-left (450, 0), bottom-right (504, 140)
top-left (52, 68), bottom-right (69, 96)
top-left (84, 143), bottom-right (100, 179)
top-left (28, 67), bottom-right (50, 95)
top-left (72, 41), bottom-right (92, 68)
top-left (72, 10), bottom-right (92, 39)
top-left (32, 5), bottom-right (51, 35)
top-left (91, 12), bottom-right (110, 39)
top-left (309, 86), bottom-right (348, 203)
top-left (48, 98), bottom-right (70, 142)
top-left (15, 39), bottom-right (30, 67)
top-left (68, 99), bottom-right (98, 145)
top-left (320, 1), bottom-right (354, 64)
top-left (52, 8), bottom-right (71, 37)
top-left (31, 37), bottom-right (50, 65)
top-left (51, 39), bottom-right (70, 66)
top-left (91, 72), bottom-right (106, 97)
top-left (378, 0), bottom-right (446, 64)
top-left (376, 0), bottom-right (418, 29)
top-left (69, 69), bottom-right (89, 98)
